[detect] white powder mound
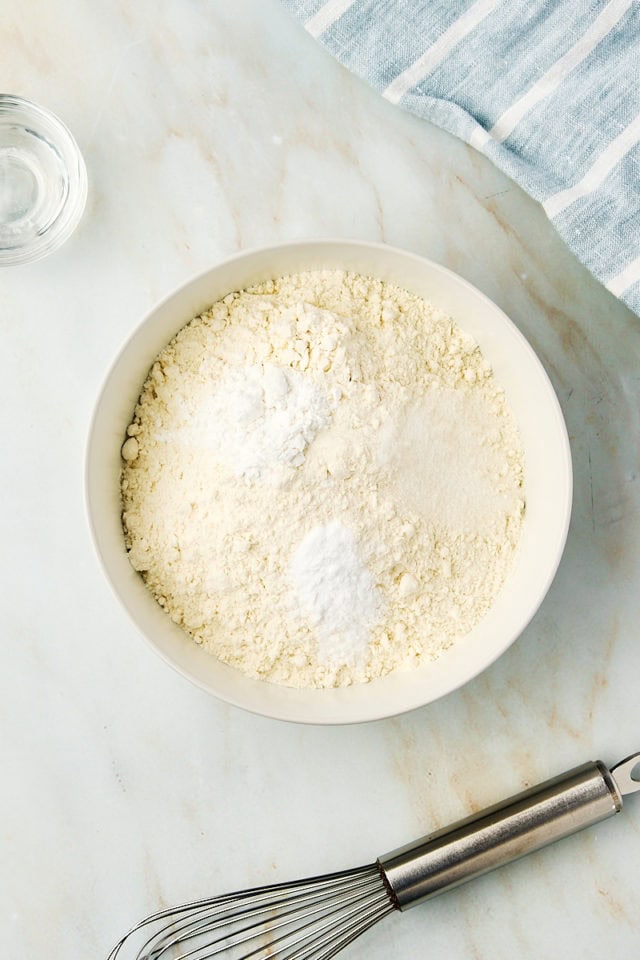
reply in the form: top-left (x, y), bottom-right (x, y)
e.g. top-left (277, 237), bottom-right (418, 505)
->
top-left (156, 363), bottom-right (335, 483)
top-left (290, 521), bottom-right (382, 664)
top-left (121, 270), bottom-right (525, 689)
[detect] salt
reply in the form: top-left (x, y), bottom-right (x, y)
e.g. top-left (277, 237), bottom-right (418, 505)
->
top-left (381, 387), bottom-right (513, 534)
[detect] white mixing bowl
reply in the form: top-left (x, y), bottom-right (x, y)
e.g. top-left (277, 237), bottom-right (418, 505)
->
top-left (85, 240), bottom-right (572, 724)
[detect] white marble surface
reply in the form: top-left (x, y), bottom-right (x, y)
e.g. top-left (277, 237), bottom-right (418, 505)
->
top-left (1, 1), bottom-right (639, 957)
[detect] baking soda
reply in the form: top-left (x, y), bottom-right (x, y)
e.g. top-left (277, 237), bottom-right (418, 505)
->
top-left (291, 521), bottom-right (381, 664)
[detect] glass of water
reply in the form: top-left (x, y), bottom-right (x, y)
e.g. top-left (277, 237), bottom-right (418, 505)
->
top-left (0, 95), bottom-right (87, 266)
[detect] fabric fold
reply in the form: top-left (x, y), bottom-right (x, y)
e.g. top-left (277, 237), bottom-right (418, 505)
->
top-left (281, 0), bottom-right (640, 315)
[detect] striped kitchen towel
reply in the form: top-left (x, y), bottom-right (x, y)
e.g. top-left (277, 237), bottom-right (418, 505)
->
top-left (281, 0), bottom-right (640, 315)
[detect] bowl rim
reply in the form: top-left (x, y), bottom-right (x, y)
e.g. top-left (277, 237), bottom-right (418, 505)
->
top-left (84, 239), bottom-right (573, 724)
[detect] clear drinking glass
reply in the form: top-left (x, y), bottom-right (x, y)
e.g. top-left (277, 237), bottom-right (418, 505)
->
top-left (0, 95), bottom-right (87, 266)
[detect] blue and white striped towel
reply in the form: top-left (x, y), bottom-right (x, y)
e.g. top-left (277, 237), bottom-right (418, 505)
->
top-left (281, 0), bottom-right (640, 316)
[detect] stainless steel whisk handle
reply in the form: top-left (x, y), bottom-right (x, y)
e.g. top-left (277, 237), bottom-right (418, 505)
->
top-left (378, 753), bottom-right (640, 910)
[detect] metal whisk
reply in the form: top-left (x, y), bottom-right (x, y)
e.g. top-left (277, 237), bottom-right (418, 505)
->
top-left (107, 865), bottom-right (393, 960)
top-left (108, 753), bottom-right (640, 960)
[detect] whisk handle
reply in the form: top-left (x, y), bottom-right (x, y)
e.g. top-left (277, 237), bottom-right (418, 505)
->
top-left (378, 759), bottom-right (629, 910)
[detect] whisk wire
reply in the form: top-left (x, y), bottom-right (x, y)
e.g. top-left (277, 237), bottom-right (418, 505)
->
top-left (307, 901), bottom-right (395, 960)
top-left (268, 894), bottom-right (394, 960)
top-left (169, 876), bottom-right (388, 960)
top-left (211, 889), bottom-right (391, 960)
top-left (107, 865), bottom-right (394, 960)
top-left (144, 870), bottom-right (384, 960)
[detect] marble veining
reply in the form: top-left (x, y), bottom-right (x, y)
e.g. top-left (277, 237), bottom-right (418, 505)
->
top-left (0, 1), bottom-right (638, 958)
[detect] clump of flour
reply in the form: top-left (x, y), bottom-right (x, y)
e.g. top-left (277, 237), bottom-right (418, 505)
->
top-left (121, 271), bottom-right (525, 688)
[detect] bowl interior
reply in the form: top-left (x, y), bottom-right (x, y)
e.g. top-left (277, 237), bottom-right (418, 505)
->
top-left (86, 241), bottom-right (571, 723)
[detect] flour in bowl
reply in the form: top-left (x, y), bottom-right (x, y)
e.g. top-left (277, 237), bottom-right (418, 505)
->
top-left (121, 270), bottom-right (525, 688)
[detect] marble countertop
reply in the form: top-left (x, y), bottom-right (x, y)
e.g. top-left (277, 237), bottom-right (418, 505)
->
top-left (1, 1), bottom-right (638, 957)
